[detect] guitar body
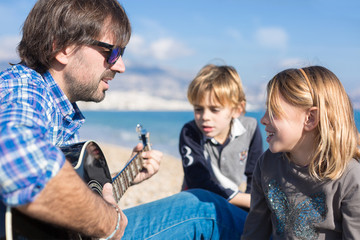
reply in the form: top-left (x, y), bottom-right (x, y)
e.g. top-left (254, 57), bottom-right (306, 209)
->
top-left (63, 141), bottom-right (112, 196)
top-left (0, 125), bottom-right (149, 240)
top-left (1, 207), bottom-right (74, 240)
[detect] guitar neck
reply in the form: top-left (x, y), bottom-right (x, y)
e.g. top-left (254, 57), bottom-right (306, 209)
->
top-left (111, 145), bottom-right (149, 203)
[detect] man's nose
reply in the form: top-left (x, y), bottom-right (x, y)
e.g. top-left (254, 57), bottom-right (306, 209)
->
top-left (110, 56), bottom-right (125, 73)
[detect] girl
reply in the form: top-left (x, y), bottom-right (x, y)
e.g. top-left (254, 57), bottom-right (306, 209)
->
top-left (179, 64), bottom-right (263, 209)
top-left (242, 66), bottom-right (360, 239)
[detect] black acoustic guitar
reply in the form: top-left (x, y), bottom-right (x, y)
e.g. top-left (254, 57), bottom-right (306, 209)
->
top-left (0, 124), bottom-right (150, 240)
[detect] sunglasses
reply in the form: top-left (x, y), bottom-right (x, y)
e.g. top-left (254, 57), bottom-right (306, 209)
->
top-left (92, 40), bottom-right (125, 65)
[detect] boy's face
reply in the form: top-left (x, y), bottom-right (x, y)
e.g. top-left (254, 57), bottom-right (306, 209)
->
top-left (193, 91), bottom-right (241, 144)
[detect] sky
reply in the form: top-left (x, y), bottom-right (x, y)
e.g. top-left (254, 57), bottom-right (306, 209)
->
top-left (0, 0), bottom-right (359, 102)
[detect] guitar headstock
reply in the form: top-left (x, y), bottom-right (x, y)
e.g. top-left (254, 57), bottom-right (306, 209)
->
top-left (136, 124), bottom-right (151, 151)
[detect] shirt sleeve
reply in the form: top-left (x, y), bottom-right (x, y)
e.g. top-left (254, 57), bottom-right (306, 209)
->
top-left (242, 152), bottom-right (272, 239)
top-left (244, 122), bottom-right (263, 193)
top-left (179, 121), bottom-right (235, 199)
top-left (0, 88), bottom-right (65, 206)
top-left (340, 160), bottom-right (360, 239)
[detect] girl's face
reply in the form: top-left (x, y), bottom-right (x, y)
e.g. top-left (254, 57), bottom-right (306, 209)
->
top-left (260, 94), bottom-right (308, 155)
top-left (193, 91), bottom-right (241, 144)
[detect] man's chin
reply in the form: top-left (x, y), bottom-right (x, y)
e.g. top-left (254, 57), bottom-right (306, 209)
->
top-left (96, 94), bottom-right (106, 103)
top-left (81, 92), bottom-right (106, 103)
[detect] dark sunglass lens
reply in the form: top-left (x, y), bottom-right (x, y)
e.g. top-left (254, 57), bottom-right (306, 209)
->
top-left (108, 48), bottom-right (120, 64)
top-left (119, 47), bottom-right (125, 57)
top-left (108, 47), bottom-right (125, 65)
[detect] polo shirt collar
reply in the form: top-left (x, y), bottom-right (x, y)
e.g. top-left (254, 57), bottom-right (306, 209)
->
top-left (204, 117), bottom-right (247, 144)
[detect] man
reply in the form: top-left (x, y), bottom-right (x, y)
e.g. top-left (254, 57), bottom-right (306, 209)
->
top-left (0, 0), bottom-right (247, 239)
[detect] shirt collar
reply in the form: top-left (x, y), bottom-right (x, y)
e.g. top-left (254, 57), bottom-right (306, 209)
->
top-left (230, 117), bottom-right (247, 139)
top-left (42, 70), bottom-right (85, 122)
top-left (203, 117), bottom-right (247, 145)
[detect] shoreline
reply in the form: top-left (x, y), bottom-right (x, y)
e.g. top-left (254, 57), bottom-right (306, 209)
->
top-left (98, 143), bottom-right (184, 209)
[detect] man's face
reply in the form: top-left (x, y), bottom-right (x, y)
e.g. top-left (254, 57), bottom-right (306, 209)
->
top-left (62, 35), bottom-right (125, 103)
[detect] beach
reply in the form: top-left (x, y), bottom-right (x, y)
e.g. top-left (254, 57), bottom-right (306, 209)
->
top-left (99, 143), bottom-right (184, 209)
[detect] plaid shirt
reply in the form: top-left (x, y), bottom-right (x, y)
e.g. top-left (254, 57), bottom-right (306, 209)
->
top-left (0, 64), bottom-right (85, 206)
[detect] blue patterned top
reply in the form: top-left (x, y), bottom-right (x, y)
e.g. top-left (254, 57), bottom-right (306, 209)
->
top-left (0, 64), bottom-right (85, 206)
top-left (242, 150), bottom-right (360, 239)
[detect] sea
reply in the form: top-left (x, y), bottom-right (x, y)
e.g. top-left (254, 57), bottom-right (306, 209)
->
top-left (79, 110), bottom-right (360, 159)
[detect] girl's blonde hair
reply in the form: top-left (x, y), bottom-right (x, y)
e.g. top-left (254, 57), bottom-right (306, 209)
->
top-left (267, 66), bottom-right (360, 180)
top-left (187, 64), bottom-right (246, 110)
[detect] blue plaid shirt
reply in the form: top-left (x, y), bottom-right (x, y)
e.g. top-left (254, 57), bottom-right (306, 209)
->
top-left (0, 64), bottom-right (85, 206)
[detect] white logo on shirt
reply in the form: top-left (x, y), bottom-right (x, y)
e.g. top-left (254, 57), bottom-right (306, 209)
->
top-left (182, 145), bottom-right (194, 167)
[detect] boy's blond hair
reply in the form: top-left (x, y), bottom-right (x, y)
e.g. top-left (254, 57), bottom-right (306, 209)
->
top-left (187, 64), bottom-right (246, 110)
top-left (266, 66), bottom-right (360, 180)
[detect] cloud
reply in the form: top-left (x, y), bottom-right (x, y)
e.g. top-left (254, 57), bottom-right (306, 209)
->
top-left (150, 38), bottom-right (193, 60)
top-left (225, 28), bottom-right (243, 41)
top-left (0, 35), bottom-right (20, 61)
top-left (279, 58), bottom-right (309, 69)
top-left (255, 27), bottom-right (288, 49)
top-left (127, 35), bottom-right (149, 55)
top-left (127, 34), bottom-right (193, 61)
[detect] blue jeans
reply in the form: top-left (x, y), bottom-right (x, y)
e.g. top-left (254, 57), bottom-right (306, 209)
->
top-left (122, 189), bottom-right (247, 239)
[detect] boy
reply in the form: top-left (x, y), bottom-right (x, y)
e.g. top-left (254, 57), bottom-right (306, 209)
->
top-left (179, 64), bottom-right (263, 208)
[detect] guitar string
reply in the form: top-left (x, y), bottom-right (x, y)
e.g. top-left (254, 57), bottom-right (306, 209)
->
top-left (112, 143), bottom-right (150, 202)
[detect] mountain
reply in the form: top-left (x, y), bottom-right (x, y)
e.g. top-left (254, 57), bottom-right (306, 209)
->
top-left (110, 63), bottom-right (192, 101)
top-left (77, 90), bottom-right (193, 111)
top-left (1, 61), bottom-right (359, 111)
top-left (78, 63), bottom-right (266, 111)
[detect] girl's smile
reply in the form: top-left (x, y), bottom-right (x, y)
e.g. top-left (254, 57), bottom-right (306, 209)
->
top-left (265, 129), bottom-right (275, 143)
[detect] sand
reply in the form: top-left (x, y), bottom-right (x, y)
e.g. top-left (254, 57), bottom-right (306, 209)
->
top-left (98, 143), bottom-right (184, 209)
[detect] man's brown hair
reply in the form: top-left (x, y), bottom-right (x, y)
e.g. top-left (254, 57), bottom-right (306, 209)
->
top-left (18, 0), bottom-right (131, 73)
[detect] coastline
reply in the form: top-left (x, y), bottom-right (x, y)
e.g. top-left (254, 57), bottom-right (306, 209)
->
top-left (98, 143), bottom-right (184, 209)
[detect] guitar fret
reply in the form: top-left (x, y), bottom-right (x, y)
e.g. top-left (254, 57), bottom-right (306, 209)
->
top-left (119, 172), bottom-right (126, 191)
top-left (125, 168), bottom-right (132, 184)
top-left (129, 162), bottom-right (135, 179)
top-left (122, 171), bottom-right (130, 190)
top-left (110, 126), bottom-right (149, 205)
top-left (130, 161), bottom-right (136, 178)
top-left (110, 152), bottom-right (145, 204)
top-left (119, 175), bottom-right (125, 195)
top-left (116, 178), bottom-right (123, 199)
top-left (118, 179), bottom-right (124, 198)
top-left (113, 180), bottom-right (121, 202)
top-left (136, 156), bottom-right (142, 173)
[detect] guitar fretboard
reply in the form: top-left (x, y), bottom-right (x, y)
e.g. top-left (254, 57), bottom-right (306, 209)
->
top-left (111, 145), bottom-right (149, 203)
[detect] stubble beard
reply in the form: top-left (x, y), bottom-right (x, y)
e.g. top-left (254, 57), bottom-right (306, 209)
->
top-left (64, 70), bottom-right (106, 103)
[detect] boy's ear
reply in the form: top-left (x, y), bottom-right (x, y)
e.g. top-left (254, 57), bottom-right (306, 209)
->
top-left (232, 103), bottom-right (245, 119)
top-left (304, 107), bottom-right (319, 131)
